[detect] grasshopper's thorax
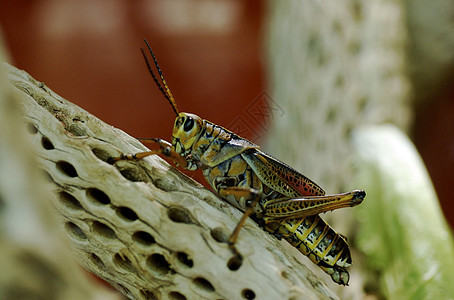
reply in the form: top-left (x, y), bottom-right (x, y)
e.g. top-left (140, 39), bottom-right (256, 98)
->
top-left (171, 113), bottom-right (234, 171)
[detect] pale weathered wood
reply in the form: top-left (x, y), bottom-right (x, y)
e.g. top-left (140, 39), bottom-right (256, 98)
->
top-left (0, 40), bottom-right (119, 299)
top-left (5, 63), bottom-right (339, 300)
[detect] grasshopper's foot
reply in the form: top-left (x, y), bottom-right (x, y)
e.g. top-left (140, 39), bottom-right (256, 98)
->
top-left (318, 260), bottom-right (350, 285)
top-left (107, 138), bottom-right (188, 168)
top-left (351, 190), bottom-right (366, 205)
top-left (107, 153), bottom-right (138, 164)
top-left (227, 243), bottom-right (244, 271)
top-left (332, 269), bottom-right (350, 286)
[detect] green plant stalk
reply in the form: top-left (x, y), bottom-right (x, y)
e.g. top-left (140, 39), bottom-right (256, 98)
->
top-left (352, 125), bottom-right (454, 299)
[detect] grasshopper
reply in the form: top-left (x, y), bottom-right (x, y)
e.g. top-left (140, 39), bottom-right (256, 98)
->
top-left (111, 40), bottom-right (365, 285)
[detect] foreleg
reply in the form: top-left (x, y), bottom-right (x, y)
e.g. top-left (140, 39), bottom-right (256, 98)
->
top-left (108, 138), bottom-right (188, 168)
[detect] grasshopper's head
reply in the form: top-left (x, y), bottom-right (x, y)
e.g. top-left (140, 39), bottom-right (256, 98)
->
top-left (172, 113), bottom-right (203, 155)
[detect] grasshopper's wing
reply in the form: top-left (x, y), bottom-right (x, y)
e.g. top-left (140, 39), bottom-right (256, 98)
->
top-left (204, 132), bottom-right (260, 167)
top-left (241, 149), bottom-right (325, 198)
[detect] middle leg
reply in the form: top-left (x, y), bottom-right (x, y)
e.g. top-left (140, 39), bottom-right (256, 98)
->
top-left (218, 186), bottom-right (262, 246)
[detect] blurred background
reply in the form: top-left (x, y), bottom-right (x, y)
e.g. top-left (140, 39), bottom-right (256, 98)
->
top-left (0, 0), bottom-right (265, 140)
top-left (0, 0), bottom-right (268, 193)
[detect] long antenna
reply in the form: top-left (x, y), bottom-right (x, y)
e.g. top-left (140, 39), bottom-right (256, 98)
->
top-left (141, 39), bottom-right (179, 116)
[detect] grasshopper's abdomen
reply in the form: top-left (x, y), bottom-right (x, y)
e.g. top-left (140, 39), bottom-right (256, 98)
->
top-left (270, 215), bottom-right (351, 285)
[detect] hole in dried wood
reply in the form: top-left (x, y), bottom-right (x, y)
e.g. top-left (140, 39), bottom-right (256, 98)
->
top-left (242, 289), bottom-right (256, 299)
top-left (56, 161), bottom-right (78, 178)
top-left (326, 108), bottom-right (337, 123)
top-left (210, 227), bottom-right (229, 243)
top-left (151, 176), bottom-right (180, 192)
top-left (118, 165), bottom-right (150, 182)
top-left (140, 290), bottom-right (158, 300)
top-left (227, 255), bottom-right (243, 271)
top-left (92, 221), bottom-right (117, 240)
top-left (113, 253), bottom-right (136, 273)
top-left (58, 191), bottom-right (82, 210)
top-left (27, 123), bottom-right (38, 134)
top-left (68, 122), bottom-right (87, 137)
top-left (176, 252), bottom-right (193, 268)
top-left (86, 188), bottom-right (111, 205)
top-left (167, 206), bottom-right (193, 224)
top-left (65, 222), bottom-right (87, 240)
top-left (331, 20), bottom-right (342, 35)
top-left (41, 136), bottom-right (54, 150)
top-left (307, 35), bottom-right (326, 67)
top-left (357, 96), bottom-right (368, 113)
top-left (169, 291), bottom-right (186, 300)
top-left (192, 277), bottom-right (215, 292)
top-left (116, 206), bottom-right (138, 221)
top-left (132, 231), bottom-right (155, 246)
top-left (344, 123), bottom-right (353, 139)
top-left (0, 193), bottom-right (4, 210)
top-left (91, 147), bottom-right (111, 163)
top-left (90, 253), bottom-right (105, 270)
top-left (352, 1), bottom-right (363, 21)
top-left (116, 284), bottom-right (132, 298)
top-left (349, 40), bottom-right (362, 55)
top-left (281, 270), bottom-right (290, 279)
top-left (335, 73), bottom-right (344, 88)
top-left (146, 253), bottom-right (172, 275)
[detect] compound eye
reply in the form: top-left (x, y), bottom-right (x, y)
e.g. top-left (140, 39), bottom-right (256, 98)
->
top-left (183, 117), bottom-right (194, 132)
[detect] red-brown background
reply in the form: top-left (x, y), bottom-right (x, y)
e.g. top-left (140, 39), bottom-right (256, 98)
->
top-left (1, 0), bottom-right (452, 230)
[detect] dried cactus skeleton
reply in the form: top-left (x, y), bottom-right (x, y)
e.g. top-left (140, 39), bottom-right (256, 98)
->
top-left (5, 63), bottom-right (340, 299)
